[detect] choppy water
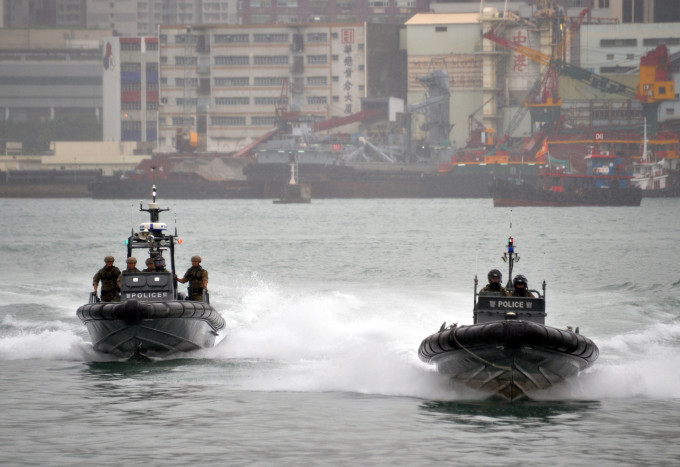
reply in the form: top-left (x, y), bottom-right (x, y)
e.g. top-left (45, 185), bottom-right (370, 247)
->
top-left (1, 197), bottom-right (679, 465)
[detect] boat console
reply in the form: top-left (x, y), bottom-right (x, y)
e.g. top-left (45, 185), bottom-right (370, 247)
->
top-left (120, 272), bottom-right (176, 302)
top-left (474, 295), bottom-right (546, 324)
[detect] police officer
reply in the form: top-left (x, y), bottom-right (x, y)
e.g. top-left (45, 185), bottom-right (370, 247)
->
top-left (153, 255), bottom-right (167, 272)
top-left (512, 274), bottom-right (535, 297)
top-left (479, 269), bottom-right (511, 296)
top-left (177, 255), bottom-right (208, 301)
top-left (142, 257), bottom-right (155, 272)
top-left (93, 256), bottom-right (121, 302)
top-left (117, 257), bottom-right (140, 289)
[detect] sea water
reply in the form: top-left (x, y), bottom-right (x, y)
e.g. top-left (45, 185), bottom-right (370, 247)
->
top-left (1, 197), bottom-right (679, 466)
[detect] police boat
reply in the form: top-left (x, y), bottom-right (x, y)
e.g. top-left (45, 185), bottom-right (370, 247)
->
top-left (77, 185), bottom-right (225, 360)
top-left (418, 236), bottom-right (598, 401)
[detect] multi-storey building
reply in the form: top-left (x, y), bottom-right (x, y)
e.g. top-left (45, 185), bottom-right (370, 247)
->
top-left (102, 36), bottom-right (160, 143)
top-left (0, 28), bottom-right (110, 123)
top-left (157, 22), bottom-right (404, 153)
top-left (4, 0), bottom-right (429, 35)
top-left (87, 0), bottom-right (238, 37)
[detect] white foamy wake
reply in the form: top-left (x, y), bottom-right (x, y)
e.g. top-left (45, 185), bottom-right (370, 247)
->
top-left (3, 279), bottom-right (678, 401)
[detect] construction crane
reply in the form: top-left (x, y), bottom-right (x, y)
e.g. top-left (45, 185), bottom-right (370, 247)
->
top-left (483, 23), bottom-right (676, 135)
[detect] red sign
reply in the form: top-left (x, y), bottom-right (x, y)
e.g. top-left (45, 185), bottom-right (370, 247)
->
top-left (332, 144), bottom-right (342, 151)
top-left (594, 131), bottom-right (604, 140)
top-left (342, 29), bottom-right (354, 44)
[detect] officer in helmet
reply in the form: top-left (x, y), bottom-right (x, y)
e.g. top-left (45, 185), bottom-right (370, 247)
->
top-left (512, 274), bottom-right (535, 297)
top-left (177, 255), bottom-right (208, 301)
top-left (117, 257), bottom-right (140, 289)
top-left (153, 255), bottom-right (167, 272)
top-left (142, 257), bottom-right (155, 272)
top-left (92, 255), bottom-right (121, 302)
top-left (479, 268), bottom-right (511, 296)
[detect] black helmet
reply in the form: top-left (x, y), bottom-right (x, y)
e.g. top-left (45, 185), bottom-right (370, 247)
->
top-left (153, 256), bottom-right (166, 267)
top-left (513, 274), bottom-right (528, 287)
top-left (488, 269), bottom-right (502, 282)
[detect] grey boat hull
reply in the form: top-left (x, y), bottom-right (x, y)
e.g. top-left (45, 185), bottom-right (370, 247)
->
top-left (419, 320), bottom-right (598, 401)
top-left (77, 299), bottom-right (225, 359)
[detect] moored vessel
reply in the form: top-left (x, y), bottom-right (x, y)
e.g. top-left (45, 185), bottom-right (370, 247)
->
top-left (418, 236), bottom-right (598, 401)
top-left (490, 147), bottom-right (642, 207)
top-left (76, 185), bottom-right (225, 359)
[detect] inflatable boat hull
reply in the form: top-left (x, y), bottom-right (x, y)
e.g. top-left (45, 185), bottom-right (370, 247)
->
top-left (418, 320), bottom-right (598, 401)
top-left (77, 299), bottom-right (226, 359)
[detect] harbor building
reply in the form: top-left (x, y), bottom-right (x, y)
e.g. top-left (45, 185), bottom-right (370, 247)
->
top-left (157, 22), bottom-right (404, 153)
top-left (102, 36), bottom-right (160, 145)
top-left (0, 28), bottom-right (111, 124)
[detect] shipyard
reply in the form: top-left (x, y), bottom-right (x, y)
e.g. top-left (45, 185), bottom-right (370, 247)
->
top-left (1, 0), bottom-right (679, 201)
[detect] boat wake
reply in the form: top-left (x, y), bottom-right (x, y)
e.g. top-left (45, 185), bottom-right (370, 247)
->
top-left (1, 281), bottom-right (679, 400)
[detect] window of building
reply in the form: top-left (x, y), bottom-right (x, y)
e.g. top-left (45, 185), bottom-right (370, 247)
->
top-left (172, 116), bottom-right (195, 126)
top-left (214, 77), bottom-right (250, 86)
top-left (606, 54), bottom-right (614, 60)
top-left (146, 42), bottom-right (158, 51)
top-left (254, 97), bottom-right (284, 105)
top-left (211, 116), bottom-right (246, 125)
top-left (307, 55), bottom-right (328, 64)
top-left (358, 65), bottom-right (364, 71)
top-left (122, 102), bottom-right (141, 110)
top-left (435, 26), bottom-right (447, 33)
top-left (254, 77), bottom-right (287, 86)
top-left (598, 0), bottom-right (609, 7)
top-left (332, 96), bottom-right (339, 102)
top-left (252, 116), bottom-right (276, 125)
top-left (147, 102), bottom-right (158, 110)
top-left (213, 34), bottom-right (249, 43)
top-left (332, 76), bottom-right (339, 82)
top-left (253, 33), bottom-right (289, 42)
top-left (643, 38), bottom-right (680, 46)
top-left (121, 120), bottom-right (142, 130)
top-left (146, 62), bottom-right (158, 71)
top-left (175, 78), bottom-right (198, 86)
top-left (306, 33), bottom-right (328, 42)
top-left (176, 98), bottom-right (198, 106)
top-left (254, 55), bottom-right (290, 65)
top-left (307, 96), bottom-right (328, 104)
top-left (215, 56), bottom-right (249, 65)
top-left (215, 97), bottom-right (250, 105)
top-left (121, 62), bottom-right (142, 72)
top-left (121, 42), bottom-right (141, 52)
top-left (601, 39), bottom-right (637, 47)
top-left (332, 55), bottom-right (339, 61)
top-left (175, 56), bottom-right (198, 65)
top-left (307, 76), bottom-right (327, 85)
top-left (122, 83), bottom-right (142, 91)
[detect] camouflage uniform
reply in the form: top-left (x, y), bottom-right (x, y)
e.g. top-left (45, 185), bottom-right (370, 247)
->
top-left (182, 265), bottom-right (208, 301)
top-left (93, 264), bottom-right (121, 302)
top-left (479, 284), bottom-right (512, 296)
